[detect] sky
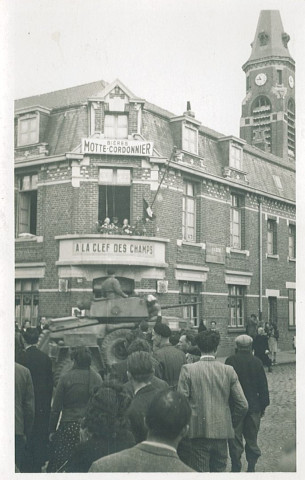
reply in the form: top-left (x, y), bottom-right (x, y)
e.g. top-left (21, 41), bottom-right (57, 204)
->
top-left (6, 0), bottom-right (305, 138)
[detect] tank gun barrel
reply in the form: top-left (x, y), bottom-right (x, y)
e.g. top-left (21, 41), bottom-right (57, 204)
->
top-left (160, 302), bottom-right (200, 310)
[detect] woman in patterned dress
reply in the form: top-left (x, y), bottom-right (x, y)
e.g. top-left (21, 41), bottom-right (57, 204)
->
top-left (47, 346), bottom-right (103, 472)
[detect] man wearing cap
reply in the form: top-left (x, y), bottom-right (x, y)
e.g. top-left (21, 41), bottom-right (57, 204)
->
top-left (152, 323), bottom-right (186, 389)
top-left (225, 334), bottom-right (270, 472)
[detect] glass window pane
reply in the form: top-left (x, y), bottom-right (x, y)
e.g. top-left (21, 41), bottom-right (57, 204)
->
top-left (31, 175), bottom-right (38, 189)
top-left (15, 280), bottom-right (21, 292)
top-left (22, 176), bottom-right (31, 191)
top-left (116, 169), bottom-right (130, 185)
top-left (22, 280), bottom-right (32, 292)
top-left (288, 302), bottom-right (294, 326)
top-left (99, 169), bottom-right (113, 184)
top-left (118, 115), bottom-right (128, 127)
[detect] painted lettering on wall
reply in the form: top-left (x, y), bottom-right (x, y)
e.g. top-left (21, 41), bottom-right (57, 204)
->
top-left (82, 138), bottom-right (154, 156)
top-left (73, 241), bottom-right (154, 256)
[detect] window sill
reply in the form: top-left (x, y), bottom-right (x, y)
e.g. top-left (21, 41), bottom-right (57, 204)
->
top-left (288, 257), bottom-right (296, 263)
top-left (229, 248), bottom-right (249, 256)
top-left (227, 327), bottom-right (246, 333)
top-left (266, 254), bottom-right (279, 259)
top-left (15, 235), bottom-right (43, 243)
top-left (177, 240), bottom-right (205, 249)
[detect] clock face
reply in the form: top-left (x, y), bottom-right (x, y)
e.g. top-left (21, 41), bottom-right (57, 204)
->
top-left (289, 75), bottom-right (294, 88)
top-left (255, 73), bottom-right (267, 86)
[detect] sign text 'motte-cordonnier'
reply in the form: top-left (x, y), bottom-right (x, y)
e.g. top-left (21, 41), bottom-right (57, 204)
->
top-left (82, 138), bottom-right (154, 156)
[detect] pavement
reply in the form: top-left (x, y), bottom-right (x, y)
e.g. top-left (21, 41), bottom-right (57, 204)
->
top-left (217, 349), bottom-right (296, 365)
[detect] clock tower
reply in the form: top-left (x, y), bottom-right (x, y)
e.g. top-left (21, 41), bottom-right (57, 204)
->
top-left (240, 10), bottom-right (295, 161)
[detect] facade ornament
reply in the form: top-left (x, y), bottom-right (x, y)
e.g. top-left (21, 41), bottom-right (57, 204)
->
top-left (258, 31), bottom-right (269, 46)
top-left (282, 32), bottom-right (290, 48)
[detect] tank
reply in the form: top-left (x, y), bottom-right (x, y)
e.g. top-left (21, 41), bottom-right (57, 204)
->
top-left (37, 295), bottom-right (159, 384)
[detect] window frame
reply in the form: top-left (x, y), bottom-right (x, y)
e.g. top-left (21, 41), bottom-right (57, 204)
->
top-left (288, 224), bottom-right (296, 259)
top-left (288, 289), bottom-right (296, 328)
top-left (182, 124), bottom-right (198, 155)
top-left (230, 194), bottom-right (242, 249)
top-left (16, 173), bottom-right (38, 236)
top-left (267, 219), bottom-right (277, 255)
top-left (228, 285), bottom-right (246, 328)
top-left (15, 279), bottom-right (39, 327)
top-left (104, 113), bottom-right (128, 139)
top-left (17, 114), bottom-right (39, 146)
top-left (179, 281), bottom-right (201, 328)
top-left (98, 168), bottom-right (131, 226)
top-left (182, 180), bottom-right (196, 242)
top-left (230, 144), bottom-right (243, 170)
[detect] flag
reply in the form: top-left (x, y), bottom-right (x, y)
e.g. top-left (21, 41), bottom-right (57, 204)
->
top-left (143, 198), bottom-right (156, 220)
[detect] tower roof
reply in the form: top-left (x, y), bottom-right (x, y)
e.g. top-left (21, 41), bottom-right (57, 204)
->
top-left (244, 10), bottom-right (294, 69)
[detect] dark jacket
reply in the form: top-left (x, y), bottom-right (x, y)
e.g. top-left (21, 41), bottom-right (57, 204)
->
top-left (126, 383), bottom-right (162, 443)
top-left (252, 334), bottom-right (271, 365)
top-left (64, 430), bottom-right (135, 472)
top-left (23, 345), bottom-right (53, 418)
top-left (225, 351), bottom-right (270, 413)
top-left (49, 367), bottom-right (103, 432)
top-left (123, 375), bottom-right (168, 398)
top-left (153, 344), bottom-right (186, 388)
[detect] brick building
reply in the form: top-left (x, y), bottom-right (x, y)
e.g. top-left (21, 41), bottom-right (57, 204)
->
top-left (14, 10), bottom-right (295, 355)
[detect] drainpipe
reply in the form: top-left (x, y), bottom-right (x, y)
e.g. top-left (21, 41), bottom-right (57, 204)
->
top-left (258, 196), bottom-right (263, 321)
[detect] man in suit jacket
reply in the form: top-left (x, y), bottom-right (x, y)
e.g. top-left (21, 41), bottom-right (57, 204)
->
top-left (225, 334), bottom-right (270, 472)
top-left (178, 330), bottom-right (248, 472)
top-left (89, 390), bottom-right (195, 472)
top-left (21, 328), bottom-right (53, 472)
top-left (15, 362), bottom-right (35, 471)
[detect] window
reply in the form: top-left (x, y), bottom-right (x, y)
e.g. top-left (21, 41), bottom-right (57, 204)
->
top-left (288, 224), bottom-right (296, 259)
top-left (16, 174), bottom-right (38, 235)
top-left (268, 297), bottom-right (277, 324)
top-left (18, 115), bottom-right (39, 146)
top-left (183, 125), bottom-right (198, 154)
top-left (230, 194), bottom-right (242, 249)
top-left (98, 168), bottom-right (131, 226)
top-left (182, 181), bottom-right (196, 242)
top-left (179, 281), bottom-right (200, 327)
top-left (104, 114), bottom-right (128, 138)
top-left (228, 285), bottom-right (245, 327)
top-left (230, 144), bottom-right (242, 170)
top-left (277, 70), bottom-right (283, 85)
top-left (15, 279), bottom-right (39, 326)
top-left (252, 96), bottom-right (272, 152)
top-left (246, 76), bottom-right (250, 91)
top-left (267, 219), bottom-right (277, 255)
top-left (288, 289), bottom-right (296, 327)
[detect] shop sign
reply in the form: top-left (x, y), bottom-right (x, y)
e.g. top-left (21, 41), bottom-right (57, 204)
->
top-left (73, 239), bottom-right (154, 256)
top-left (82, 138), bottom-right (154, 156)
top-left (206, 242), bottom-right (225, 264)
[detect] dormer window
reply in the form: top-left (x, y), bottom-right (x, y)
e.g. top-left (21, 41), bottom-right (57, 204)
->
top-left (104, 114), bottom-right (128, 139)
top-left (183, 125), bottom-right (198, 154)
top-left (230, 144), bottom-right (243, 170)
top-left (18, 114), bottom-right (39, 146)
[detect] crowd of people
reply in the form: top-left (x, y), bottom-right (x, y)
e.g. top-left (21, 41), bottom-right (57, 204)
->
top-left (15, 311), bottom-right (289, 473)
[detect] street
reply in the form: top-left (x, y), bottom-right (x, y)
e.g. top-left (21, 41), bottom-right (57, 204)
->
top-left (226, 363), bottom-right (296, 472)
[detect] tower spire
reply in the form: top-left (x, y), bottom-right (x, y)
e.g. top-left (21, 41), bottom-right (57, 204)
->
top-left (244, 10), bottom-right (294, 70)
top-left (240, 10), bottom-right (295, 161)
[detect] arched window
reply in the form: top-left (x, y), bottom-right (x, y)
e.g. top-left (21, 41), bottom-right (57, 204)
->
top-left (251, 96), bottom-right (272, 152)
top-left (287, 98), bottom-right (295, 157)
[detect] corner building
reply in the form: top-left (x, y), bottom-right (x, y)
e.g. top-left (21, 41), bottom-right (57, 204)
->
top-left (15, 10), bottom-right (295, 356)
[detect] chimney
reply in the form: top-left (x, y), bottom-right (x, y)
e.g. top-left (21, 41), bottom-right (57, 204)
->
top-left (184, 101), bottom-right (195, 118)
